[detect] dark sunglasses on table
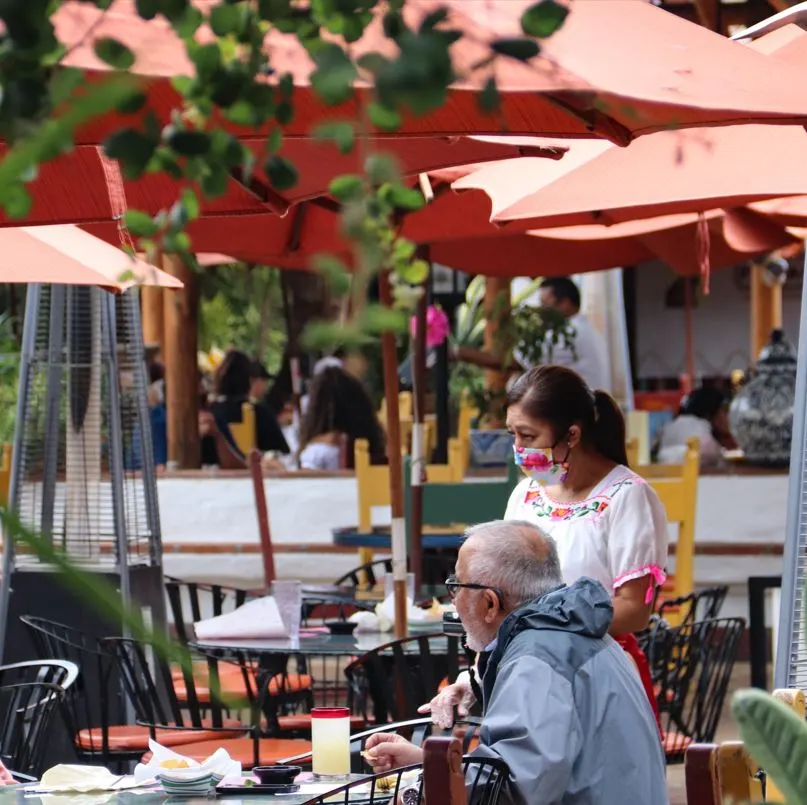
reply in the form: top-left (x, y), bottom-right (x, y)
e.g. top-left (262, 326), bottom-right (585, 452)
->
top-left (445, 574), bottom-right (504, 601)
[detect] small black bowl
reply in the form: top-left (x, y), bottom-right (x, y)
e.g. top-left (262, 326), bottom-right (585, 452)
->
top-left (325, 620), bottom-right (358, 636)
top-left (253, 766), bottom-right (302, 786)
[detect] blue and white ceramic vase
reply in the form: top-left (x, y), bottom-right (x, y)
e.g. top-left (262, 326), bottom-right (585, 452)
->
top-left (729, 329), bottom-right (796, 467)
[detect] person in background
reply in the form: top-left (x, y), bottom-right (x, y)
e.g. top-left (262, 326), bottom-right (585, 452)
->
top-left (366, 521), bottom-right (667, 805)
top-left (249, 359), bottom-right (273, 404)
top-left (210, 350), bottom-right (289, 460)
top-left (655, 385), bottom-right (736, 466)
top-left (297, 366), bottom-right (386, 471)
top-left (521, 277), bottom-right (611, 393)
top-left (147, 361), bottom-right (167, 471)
top-left (0, 761), bottom-right (15, 785)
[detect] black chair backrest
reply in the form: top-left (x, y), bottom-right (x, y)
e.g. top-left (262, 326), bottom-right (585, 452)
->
top-left (345, 634), bottom-right (464, 724)
top-left (656, 585), bottom-right (729, 628)
top-left (100, 636), bottom-right (237, 731)
top-left (333, 560), bottom-right (393, 591)
top-left (164, 578), bottom-right (253, 644)
top-left (0, 680), bottom-right (64, 777)
top-left (20, 616), bottom-right (110, 753)
top-left (644, 616), bottom-right (745, 761)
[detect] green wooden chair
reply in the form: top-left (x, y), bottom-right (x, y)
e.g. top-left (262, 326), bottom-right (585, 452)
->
top-left (403, 457), bottom-right (522, 582)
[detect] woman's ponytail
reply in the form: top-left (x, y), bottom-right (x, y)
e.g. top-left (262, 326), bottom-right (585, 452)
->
top-left (592, 389), bottom-right (628, 466)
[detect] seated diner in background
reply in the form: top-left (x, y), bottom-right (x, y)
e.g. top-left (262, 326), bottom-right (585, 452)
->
top-left (365, 520), bottom-right (668, 805)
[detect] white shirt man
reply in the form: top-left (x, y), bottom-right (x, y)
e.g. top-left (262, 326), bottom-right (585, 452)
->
top-left (518, 278), bottom-right (611, 393)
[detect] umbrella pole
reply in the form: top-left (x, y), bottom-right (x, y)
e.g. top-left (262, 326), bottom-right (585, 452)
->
top-left (410, 261), bottom-right (429, 592)
top-left (684, 277), bottom-right (696, 386)
top-left (380, 271), bottom-right (408, 639)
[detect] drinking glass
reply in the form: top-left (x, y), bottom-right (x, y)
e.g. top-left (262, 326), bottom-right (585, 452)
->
top-left (384, 572), bottom-right (415, 601)
top-left (272, 580), bottom-right (302, 640)
top-left (311, 707), bottom-right (351, 779)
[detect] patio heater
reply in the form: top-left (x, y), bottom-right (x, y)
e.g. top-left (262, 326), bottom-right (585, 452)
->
top-left (777, 248), bottom-right (807, 689)
top-left (0, 283), bottom-right (166, 664)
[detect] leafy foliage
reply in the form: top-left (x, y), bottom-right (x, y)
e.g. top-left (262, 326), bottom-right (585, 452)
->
top-left (0, 0), bottom-right (567, 343)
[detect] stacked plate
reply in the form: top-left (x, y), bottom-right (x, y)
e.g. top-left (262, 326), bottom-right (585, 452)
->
top-left (157, 770), bottom-right (217, 796)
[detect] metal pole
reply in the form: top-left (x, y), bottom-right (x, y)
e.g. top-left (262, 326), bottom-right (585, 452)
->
top-left (40, 285), bottom-right (66, 541)
top-left (775, 244), bottom-right (807, 688)
top-left (379, 272), bottom-right (408, 640)
top-left (0, 285), bottom-right (43, 660)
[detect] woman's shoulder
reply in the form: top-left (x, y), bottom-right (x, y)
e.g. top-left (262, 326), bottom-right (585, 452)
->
top-left (601, 465), bottom-right (666, 517)
top-left (299, 440), bottom-right (341, 470)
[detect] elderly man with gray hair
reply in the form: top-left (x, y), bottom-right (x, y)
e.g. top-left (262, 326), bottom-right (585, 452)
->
top-left (365, 520), bottom-right (667, 805)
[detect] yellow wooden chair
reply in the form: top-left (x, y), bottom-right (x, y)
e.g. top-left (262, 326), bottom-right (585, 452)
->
top-left (229, 402), bottom-right (256, 457)
top-left (379, 392), bottom-right (436, 457)
top-left (456, 395), bottom-right (476, 472)
top-left (687, 689), bottom-right (804, 804)
top-left (625, 410), bottom-right (650, 466)
top-left (633, 437), bottom-right (701, 622)
top-left (354, 437), bottom-right (463, 565)
top-left (0, 444), bottom-right (11, 506)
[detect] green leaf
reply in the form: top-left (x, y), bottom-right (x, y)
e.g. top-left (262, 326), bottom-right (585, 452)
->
top-left (49, 68), bottom-right (85, 106)
top-left (93, 37), bottom-right (136, 70)
top-left (329, 174), bottom-right (364, 202)
top-left (311, 254), bottom-right (351, 295)
top-left (268, 128), bottom-right (283, 154)
top-left (732, 689), bottom-right (807, 805)
top-left (367, 102), bottom-right (401, 132)
top-left (365, 153), bottom-right (400, 185)
top-left (491, 37), bottom-right (540, 61)
top-left (301, 320), bottom-right (371, 351)
top-left (360, 303), bottom-right (408, 334)
top-left (173, 6), bottom-right (204, 37)
top-left (521, 0), bottom-right (569, 38)
top-left (380, 183), bottom-right (425, 212)
top-left (188, 43), bottom-right (221, 81)
top-left (210, 4), bottom-right (241, 36)
top-left (397, 259), bottom-right (429, 286)
top-left (201, 164), bottom-right (230, 197)
top-left (116, 91), bottom-right (147, 115)
top-left (181, 187), bottom-right (200, 220)
top-left (103, 127), bottom-right (157, 179)
top-left (264, 155), bottom-right (298, 191)
top-left (123, 209), bottom-right (159, 237)
top-left (275, 101), bottom-right (294, 125)
top-left (313, 121), bottom-right (355, 154)
top-left (4, 185), bottom-right (32, 219)
top-left (479, 77), bottom-right (500, 114)
top-left (135, 0), bottom-right (159, 19)
top-left (311, 44), bottom-right (358, 106)
top-left (166, 129), bottom-right (211, 156)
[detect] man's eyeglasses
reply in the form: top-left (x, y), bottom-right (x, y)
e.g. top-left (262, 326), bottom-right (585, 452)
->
top-left (445, 574), bottom-right (504, 602)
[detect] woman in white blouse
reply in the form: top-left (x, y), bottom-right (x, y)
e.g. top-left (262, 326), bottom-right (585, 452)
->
top-left (423, 365), bottom-right (668, 728)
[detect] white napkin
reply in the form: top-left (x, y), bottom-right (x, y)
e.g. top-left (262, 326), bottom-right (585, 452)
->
top-left (349, 610), bottom-right (391, 633)
top-left (31, 766), bottom-right (148, 793)
top-left (194, 596), bottom-right (288, 640)
top-left (377, 594), bottom-right (442, 624)
top-left (133, 740), bottom-right (241, 783)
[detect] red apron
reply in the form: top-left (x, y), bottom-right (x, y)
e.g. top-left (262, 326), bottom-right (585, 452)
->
top-left (616, 632), bottom-right (662, 736)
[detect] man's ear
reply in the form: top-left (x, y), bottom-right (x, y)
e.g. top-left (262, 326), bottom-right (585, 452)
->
top-left (483, 589), bottom-right (502, 623)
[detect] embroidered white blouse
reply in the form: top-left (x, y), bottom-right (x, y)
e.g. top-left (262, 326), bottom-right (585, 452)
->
top-left (504, 465), bottom-right (669, 599)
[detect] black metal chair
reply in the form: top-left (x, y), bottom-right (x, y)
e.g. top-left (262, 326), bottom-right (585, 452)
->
top-left (333, 561), bottom-right (393, 591)
top-left (345, 634), bottom-right (466, 724)
top-left (654, 585), bottom-right (729, 628)
top-left (641, 616), bottom-right (745, 763)
top-left (0, 659), bottom-right (79, 690)
top-left (0, 680), bottom-right (65, 778)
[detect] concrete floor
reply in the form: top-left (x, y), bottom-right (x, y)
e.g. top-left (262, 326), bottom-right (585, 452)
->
top-left (667, 662), bottom-right (749, 805)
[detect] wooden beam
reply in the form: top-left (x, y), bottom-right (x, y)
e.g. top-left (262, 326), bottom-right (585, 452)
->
top-left (162, 254), bottom-right (201, 469)
top-left (750, 263), bottom-right (783, 360)
top-left (482, 277), bottom-right (510, 425)
top-left (140, 286), bottom-right (164, 350)
top-left (692, 0), bottom-right (720, 30)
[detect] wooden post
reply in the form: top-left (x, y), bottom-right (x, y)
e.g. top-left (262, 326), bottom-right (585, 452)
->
top-left (750, 263), bottom-right (783, 360)
top-left (379, 272), bottom-right (408, 640)
top-left (140, 287), bottom-right (165, 351)
top-left (423, 737), bottom-right (467, 805)
top-left (483, 276), bottom-right (510, 425)
top-left (162, 254), bottom-right (201, 469)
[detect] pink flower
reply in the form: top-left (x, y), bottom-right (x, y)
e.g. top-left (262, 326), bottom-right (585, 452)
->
top-left (410, 305), bottom-right (450, 348)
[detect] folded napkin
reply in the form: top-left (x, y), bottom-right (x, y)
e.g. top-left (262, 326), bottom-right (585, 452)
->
top-left (134, 740), bottom-right (241, 783)
top-left (31, 765), bottom-right (148, 793)
top-left (194, 596), bottom-right (288, 640)
top-left (378, 594), bottom-right (443, 625)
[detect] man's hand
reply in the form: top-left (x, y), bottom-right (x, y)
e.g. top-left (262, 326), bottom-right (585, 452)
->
top-left (0, 761), bottom-right (15, 785)
top-left (364, 734), bottom-right (424, 773)
top-left (417, 671), bottom-right (475, 729)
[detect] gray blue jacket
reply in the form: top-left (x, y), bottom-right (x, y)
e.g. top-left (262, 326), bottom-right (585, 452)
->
top-left (468, 578), bottom-right (668, 805)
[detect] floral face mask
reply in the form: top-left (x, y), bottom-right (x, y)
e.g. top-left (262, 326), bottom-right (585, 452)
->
top-left (513, 445), bottom-right (569, 485)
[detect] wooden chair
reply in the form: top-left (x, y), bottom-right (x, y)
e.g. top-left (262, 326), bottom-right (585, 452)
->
top-left (684, 689), bottom-right (804, 804)
top-left (635, 437), bottom-right (701, 620)
top-left (354, 438), bottom-right (464, 565)
top-left (456, 395), bottom-right (476, 472)
top-left (626, 410), bottom-right (650, 466)
top-left (229, 402), bottom-right (256, 456)
top-left (379, 392), bottom-right (436, 457)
